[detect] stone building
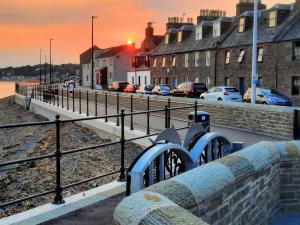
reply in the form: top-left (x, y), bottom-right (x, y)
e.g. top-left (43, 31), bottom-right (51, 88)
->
top-left (150, 0), bottom-right (300, 105)
top-left (127, 23), bottom-right (164, 86)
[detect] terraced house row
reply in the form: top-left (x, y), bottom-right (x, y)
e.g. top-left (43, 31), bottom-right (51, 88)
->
top-left (150, 0), bottom-right (300, 105)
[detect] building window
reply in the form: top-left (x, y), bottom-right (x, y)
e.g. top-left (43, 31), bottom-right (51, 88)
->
top-left (184, 54), bottom-right (189, 68)
top-left (86, 75), bottom-right (89, 81)
top-left (205, 76), bottom-right (210, 87)
top-left (132, 77), bottom-right (135, 84)
top-left (159, 77), bottom-right (162, 84)
top-left (153, 58), bottom-right (157, 68)
top-left (213, 22), bottom-right (221, 37)
top-left (145, 55), bottom-right (150, 67)
top-left (177, 31), bottom-right (183, 42)
top-left (292, 77), bottom-right (300, 95)
top-left (257, 47), bottom-right (264, 62)
top-left (144, 76), bottom-right (147, 84)
top-left (172, 77), bottom-right (178, 87)
top-left (195, 52), bottom-right (200, 67)
top-left (196, 26), bottom-right (202, 40)
top-left (258, 77), bottom-right (262, 87)
top-left (153, 77), bottom-right (156, 85)
top-left (166, 77), bottom-right (169, 85)
top-left (293, 42), bottom-right (300, 60)
top-left (269, 10), bottom-right (277, 28)
top-left (205, 51), bottom-right (211, 67)
top-left (162, 57), bottom-right (166, 67)
top-left (165, 34), bottom-right (169, 44)
top-left (238, 49), bottom-right (245, 63)
top-left (195, 77), bottom-right (200, 82)
top-left (225, 77), bottom-right (230, 86)
top-left (225, 51), bottom-right (231, 64)
top-left (239, 17), bottom-right (245, 33)
top-left (184, 76), bottom-right (189, 82)
top-left (172, 56), bottom-right (176, 67)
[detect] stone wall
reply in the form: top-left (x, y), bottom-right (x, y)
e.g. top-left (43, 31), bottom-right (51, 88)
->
top-left (114, 141), bottom-right (300, 225)
top-left (62, 90), bottom-right (295, 139)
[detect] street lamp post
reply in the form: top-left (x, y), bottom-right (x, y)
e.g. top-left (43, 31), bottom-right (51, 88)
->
top-left (50, 39), bottom-right (53, 85)
top-left (39, 49), bottom-right (42, 85)
top-left (91, 16), bottom-right (97, 90)
top-left (251, 0), bottom-right (258, 104)
top-left (44, 55), bottom-right (47, 84)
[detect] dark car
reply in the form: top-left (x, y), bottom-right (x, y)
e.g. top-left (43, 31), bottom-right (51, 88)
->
top-left (124, 84), bottom-right (138, 93)
top-left (108, 81), bottom-right (129, 92)
top-left (170, 82), bottom-right (207, 98)
top-left (136, 85), bottom-right (153, 94)
top-left (152, 85), bottom-right (171, 96)
top-left (243, 87), bottom-right (292, 106)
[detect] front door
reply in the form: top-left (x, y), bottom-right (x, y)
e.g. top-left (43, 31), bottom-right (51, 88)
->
top-left (100, 67), bottom-right (108, 86)
top-left (239, 77), bottom-right (246, 95)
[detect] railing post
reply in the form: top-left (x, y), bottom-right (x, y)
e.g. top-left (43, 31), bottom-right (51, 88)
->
top-left (165, 105), bottom-right (168, 129)
top-left (61, 88), bottom-right (64, 109)
top-left (72, 91), bottom-right (75, 112)
top-left (49, 91), bottom-right (52, 105)
top-left (194, 101), bottom-right (198, 123)
top-left (79, 90), bottom-right (81, 114)
top-left (25, 85), bottom-right (28, 97)
top-left (119, 109), bottom-right (126, 182)
top-left (147, 96), bottom-right (150, 134)
top-left (95, 92), bottom-right (98, 116)
top-left (105, 92), bottom-right (108, 122)
top-left (86, 91), bottom-right (89, 116)
top-left (53, 115), bottom-right (64, 205)
top-left (57, 89), bottom-right (59, 107)
top-left (116, 93), bottom-right (120, 126)
top-left (130, 95), bottom-right (133, 130)
top-left (67, 90), bottom-right (69, 110)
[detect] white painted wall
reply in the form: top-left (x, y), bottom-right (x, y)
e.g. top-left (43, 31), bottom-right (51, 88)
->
top-left (82, 63), bottom-right (92, 87)
top-left (127, 70), bottom-right (151, 85)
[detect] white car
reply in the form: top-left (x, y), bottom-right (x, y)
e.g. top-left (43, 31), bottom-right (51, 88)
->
top-left (200, 86), bottom-right (243, 102)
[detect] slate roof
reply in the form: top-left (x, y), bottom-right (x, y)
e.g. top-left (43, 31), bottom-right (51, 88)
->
top-left (95, 45), bottom-right (136, 59)
top-left (151, 3), bottom-right (300, 55)
top-left (80, 46), bottom-right (100, 64)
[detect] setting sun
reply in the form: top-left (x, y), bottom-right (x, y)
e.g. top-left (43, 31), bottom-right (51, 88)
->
top-left (127, 39), bottom-right (133, 45)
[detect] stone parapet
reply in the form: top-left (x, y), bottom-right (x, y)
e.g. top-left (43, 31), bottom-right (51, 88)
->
top-left (114, 141), bottom-right (300, 225)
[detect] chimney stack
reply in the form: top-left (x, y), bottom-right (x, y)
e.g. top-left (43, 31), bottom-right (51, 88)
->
top-left (145, 22), bottom-right (154, 40)
top-left (236, 0), bottom-right (266, 16)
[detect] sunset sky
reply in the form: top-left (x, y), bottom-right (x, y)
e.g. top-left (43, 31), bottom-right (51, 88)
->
top-left (0, 0), bottom-right (293, 67)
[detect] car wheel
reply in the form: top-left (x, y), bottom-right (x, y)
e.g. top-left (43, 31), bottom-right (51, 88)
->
top-left (262, 101), bottom-right (268, 105)
top-left (200, 96), bottom-right (204, 100)
top-left (217, 98), bottom-right (223, 101)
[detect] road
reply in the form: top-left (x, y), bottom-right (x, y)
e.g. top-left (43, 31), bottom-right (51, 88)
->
top-left (40, 93), bottom-right (285, 147)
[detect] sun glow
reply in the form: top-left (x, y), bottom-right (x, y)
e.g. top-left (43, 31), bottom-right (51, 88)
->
top-left (127, 39), bottom-right (133, 45)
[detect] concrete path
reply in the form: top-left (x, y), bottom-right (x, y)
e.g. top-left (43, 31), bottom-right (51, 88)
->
top-left (40, 193), bottom-right (125, 225)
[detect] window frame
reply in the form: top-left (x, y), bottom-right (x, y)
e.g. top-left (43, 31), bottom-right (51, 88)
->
top-left (238, 49), bottom-right (245, 63)
top-left (196, 26), bottom-right (202, 40)
top-left (268, 10), bottom-right (277, 28)
top-left (293, 42), bottom-right (300, 61)
top-left (195, 52), bottom-right (200, 67)
top-left (177, 31), bottom-right (183, 42)
top-left (205, 51), bottom-right (211, 67)
top-left (292, 76), bottom-right (300, 96)
top-left (225, 77), bottom-right (230, 86)
top-left (172, 56), bottom-right (176, 67)
top-left (184, 53), bottom-right (189, 68)
top-left (257, 47), bottom-right (264, 63)
top-left (153, 58), bottom-right (157, 68)
top-left (225, 51), bottom-right (231, 64)
top-left (213, 21), bottom-right (221, 37)
top-left (239, 17), bottom-right (245, 33)
top-left (162, 56), bottom-right (166, 68)
top-left (165, 34), bottom-right (169, 44)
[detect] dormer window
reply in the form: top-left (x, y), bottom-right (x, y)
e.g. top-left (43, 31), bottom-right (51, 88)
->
top-left (177, 31), bottom-right (183, 42)
top-left (225, 51), bottom-right (231, 64)
top-left (239, 17), bottom-right (245, 33)
top-left (213, 22), bottom-right (221, 37)
top-left (269, 10), bottom-right (277, 28)
top-left (153, 58), bottom-right (157, 68)
top-left (172, 56), bottom-right (176, 67)
top-left (162, 57), bottom-right (166, 67)
top-left (196, 26), bottom-right (202, 40)
top-left (165, 34), bottom-right (169, 44)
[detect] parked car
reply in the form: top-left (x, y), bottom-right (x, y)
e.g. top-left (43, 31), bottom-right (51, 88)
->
top-left (152, 85), bottom-right (171, 96)
top-left (200, 86), bottom-right (243, 102)
top-left (243, 87), bottom-right (292, 106)
top-left (136, 85), bottom-right (153, 94)
top-left (108, 81), bottom-right (129, 92)
top-left (170, 82), bottom-right (207, 98)
top-left (124, 84), bottom-right (138, 93)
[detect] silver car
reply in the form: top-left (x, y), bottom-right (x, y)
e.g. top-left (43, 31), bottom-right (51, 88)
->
top-left (200, 86), bottom-right (243, 102)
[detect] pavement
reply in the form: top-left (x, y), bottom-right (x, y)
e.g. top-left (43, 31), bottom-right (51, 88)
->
top-left (49, 93), bottom-right (286, 147)
top-left (40, 193), bottom-right (125, 225)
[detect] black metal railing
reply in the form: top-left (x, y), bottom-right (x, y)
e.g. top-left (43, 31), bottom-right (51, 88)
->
top-left (1, 91), bottom-right (199, 209)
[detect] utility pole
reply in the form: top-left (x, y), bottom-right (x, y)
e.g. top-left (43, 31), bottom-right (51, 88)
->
top-left (91, 16), bottom-right (97, 90)
top-left (44, 55), bottom-right (47, 84)
top-left (50, 39), bottom-right (53, 85)
top-left (251, 0), bottom-right (258, 104)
